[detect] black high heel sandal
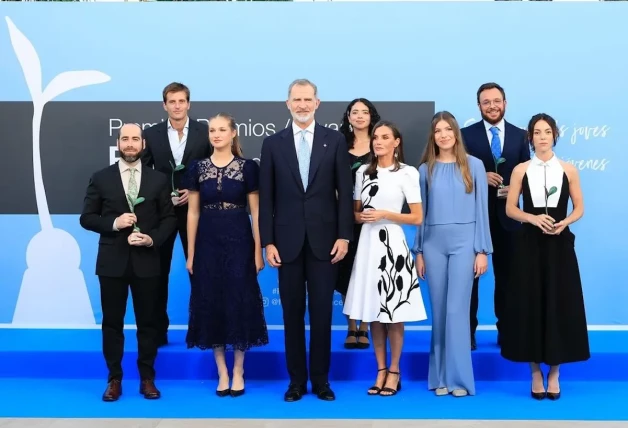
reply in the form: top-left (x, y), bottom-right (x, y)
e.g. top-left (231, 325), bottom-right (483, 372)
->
top-left (379, 371), bottom-right (401, 396)
top-left (367, 368), bottom-right (388, 395)
top-left (344, 330), bottom-right (357, 349)
top-left (355, 330), bottom-right (370, 349)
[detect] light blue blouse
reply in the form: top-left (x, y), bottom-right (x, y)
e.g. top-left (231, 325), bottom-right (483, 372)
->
top-left (412, 155), bottom-right (493, 255)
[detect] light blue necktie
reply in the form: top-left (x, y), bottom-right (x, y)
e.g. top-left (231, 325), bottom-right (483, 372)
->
top-left (297, 130), bottom-right (311, 190)
top-left (490, 126), bottom-right (502, 160)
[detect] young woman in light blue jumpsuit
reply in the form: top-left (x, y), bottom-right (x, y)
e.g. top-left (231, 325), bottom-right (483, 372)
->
top-left (412, 111), bottom-right (493, 397)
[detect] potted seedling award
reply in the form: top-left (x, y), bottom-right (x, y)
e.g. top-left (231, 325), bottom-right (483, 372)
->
top-left (126, 194), bottom-right (145, 233)
top-left (169, 160), bottom-right (185, 205)
top-left (544, 186), bottom-right (557, 218)
top-left (494, 156), bottom-right (508, 199)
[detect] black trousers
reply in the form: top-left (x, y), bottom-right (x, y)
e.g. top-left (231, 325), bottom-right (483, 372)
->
top-left (471, 214), bottom-right (514, 337)
top-left (278, 235), bottom-right (337, 387)
top-left (99, 261), bottom-right (159, 381)
top-left (157, 203), bottom-right (189, 336)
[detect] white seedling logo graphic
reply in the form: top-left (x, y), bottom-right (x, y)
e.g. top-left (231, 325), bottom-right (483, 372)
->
top-left (6, 16), bottom-right (111, 326)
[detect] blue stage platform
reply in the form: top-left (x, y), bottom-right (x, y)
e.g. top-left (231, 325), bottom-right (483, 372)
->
top-left (0, 328), bottom-right (626, 382)
top-left (0, 328), bottom-right (626, 420)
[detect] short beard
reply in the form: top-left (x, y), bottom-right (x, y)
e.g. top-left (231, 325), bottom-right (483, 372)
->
top-left (481, 109), bottom-right (505, 126)
top-left (120, 149), bottom-right (143, 163)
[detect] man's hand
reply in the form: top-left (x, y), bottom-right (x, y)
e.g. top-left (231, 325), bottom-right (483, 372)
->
top-left (265, 244), bottom-right (281, 268)
top-left (115, 213), bottom-right (137, 229)
top-left (176, 188), bottom-right (189, 205)
top-left (128, 232), bottom-right (153, 247)
top-left (330, 239), bottom-right (348, 264)
top-left (487, 172), bottom-right (503, 187)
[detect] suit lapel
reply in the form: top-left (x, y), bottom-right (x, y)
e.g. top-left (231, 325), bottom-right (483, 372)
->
top-left (476, 121), bottom-right (493, 163)
top-left (181, 119), bottom-right (198, 167)
top-left (112, 164), bottom-right (131, 213)
top-left (157, 122), bottom-right (176, 168)
top-left (501, 121), bottom-right (516, 163)
top-left (281, 129), bottom-right (305, 193)
top-left (308, 124), bottom-right (328, 187)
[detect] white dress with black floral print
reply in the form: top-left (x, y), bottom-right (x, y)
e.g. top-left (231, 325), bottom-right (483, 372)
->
top-left (343, 163), bottom-right (428, 324)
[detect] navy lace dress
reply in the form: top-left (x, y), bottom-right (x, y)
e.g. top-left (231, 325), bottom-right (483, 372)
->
top-left (184, 156), bottom-right (269, 352)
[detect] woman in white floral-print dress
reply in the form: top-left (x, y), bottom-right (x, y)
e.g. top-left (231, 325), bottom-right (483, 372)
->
top-left (343, 120), bottom-right (427, 397)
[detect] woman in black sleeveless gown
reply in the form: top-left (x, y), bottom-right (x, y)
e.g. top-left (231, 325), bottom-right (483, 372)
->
top-left (500, 113), bottom-right (589, 401)
top-left (336, 98), bottom-right (380, 349)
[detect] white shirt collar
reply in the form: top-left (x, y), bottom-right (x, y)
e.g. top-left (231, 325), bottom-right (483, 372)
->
top-left (167, 117), bottom-right (189, 130)
top-left (484, 118), bottom-right (505, 133)
top-left (292, 120), bottom-right (316, 136)
top-left (532, 153), bottom-right (559, 167)
top-left (118, 159), bottom-right (142, 173)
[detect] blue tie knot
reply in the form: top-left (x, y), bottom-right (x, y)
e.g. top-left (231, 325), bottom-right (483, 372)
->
top-left (490, 126), bottom-right (499, 136)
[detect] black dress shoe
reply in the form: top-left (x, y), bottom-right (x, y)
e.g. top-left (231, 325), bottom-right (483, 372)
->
top-left (547, 391), bottom-right (561, 400)
top-left (284, 383), bottom-right (306, 402)
top-left (312, 383), bottom-right (335, 401)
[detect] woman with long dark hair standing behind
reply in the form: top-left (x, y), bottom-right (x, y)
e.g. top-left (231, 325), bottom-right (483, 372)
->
top-left (184, 113), bottom-right (269, 398)
top-left (336, 98), bottom-right (381, 350)
top-left (500, 113), bottom-right (589, 400)
top-left (413, 111), bottom-right (492, 397)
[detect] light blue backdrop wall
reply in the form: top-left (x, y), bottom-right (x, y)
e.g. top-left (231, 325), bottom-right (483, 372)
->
top-left (0, 2), bottom-right (625, 329)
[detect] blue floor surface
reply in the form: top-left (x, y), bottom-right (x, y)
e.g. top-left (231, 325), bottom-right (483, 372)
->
top-left (0, 378), bottom-right (624, 420)
top-left (0, 328), bottom-right (626, 420)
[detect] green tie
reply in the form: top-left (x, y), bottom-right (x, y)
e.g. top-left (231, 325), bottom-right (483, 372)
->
top-left (127, 167), bottom-right (138, 210)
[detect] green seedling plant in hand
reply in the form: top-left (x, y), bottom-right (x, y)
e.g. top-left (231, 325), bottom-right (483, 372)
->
top-left (126, 195), bottom-right (145, 232)
top-left (169, 160), bottom-right (185, 197)
top-left (544, 186), bottom-right (557, 217)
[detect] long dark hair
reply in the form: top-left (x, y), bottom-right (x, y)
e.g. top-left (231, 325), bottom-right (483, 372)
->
top-left (339, 98), bottom-right (381, 150)
top-left (364, 120), bottom-right (405, 176)
top-left (209, 112), bottom-right (243, 157)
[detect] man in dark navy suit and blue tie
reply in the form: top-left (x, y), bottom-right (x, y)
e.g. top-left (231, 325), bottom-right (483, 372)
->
top-left (259, 79), bottom-right (354, 402)
top-left (461, 83), bottom-right (530, 350)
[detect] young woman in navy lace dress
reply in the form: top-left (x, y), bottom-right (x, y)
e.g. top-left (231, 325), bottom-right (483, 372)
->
top-left (185, 113), bottom-right (269, 397)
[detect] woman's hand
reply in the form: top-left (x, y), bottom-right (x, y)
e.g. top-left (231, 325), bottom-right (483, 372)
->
top-left (255, 250), bottom-right (265, 274)
top-left (360, 209), bottom-right (387, 223)
top-left (186, 256), bottom-right (194, 275)
top-left (547, 219), bottom-right (568, 235)
top-left (528, 214), bottom-right (555, 233)
top-left (415, 254), bottom-right (425, 280)
top-left (474, 253), bottom-right (488, 278)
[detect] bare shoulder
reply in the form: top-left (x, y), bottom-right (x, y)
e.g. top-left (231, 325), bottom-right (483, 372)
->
top-left (559, 159), bottom-right (578, 179)
top-left (512, 160), bottom-right (530, 178)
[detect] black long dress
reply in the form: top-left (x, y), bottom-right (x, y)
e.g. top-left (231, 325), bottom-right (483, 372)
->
top-left (500, 156), bottom-right (590, 365)
top-left (336, 152), bottom-right (370, 295)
